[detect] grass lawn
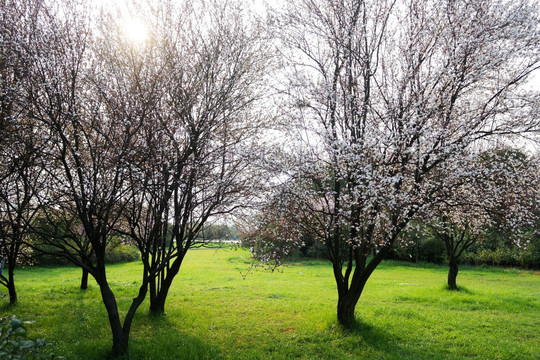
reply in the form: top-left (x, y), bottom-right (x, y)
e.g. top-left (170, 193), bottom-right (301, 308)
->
top-left (1, 248), bottom-right (538, 359)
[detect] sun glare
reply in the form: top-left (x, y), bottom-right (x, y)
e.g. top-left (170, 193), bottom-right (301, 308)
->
top-left (122, 18), bottom-right (149, 44)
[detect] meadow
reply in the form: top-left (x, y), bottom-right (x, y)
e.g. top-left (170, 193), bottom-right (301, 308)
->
top-left (1, 248), bottom-right (538, 359)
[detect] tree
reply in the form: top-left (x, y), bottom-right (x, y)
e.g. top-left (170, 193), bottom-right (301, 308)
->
top-left (23, 1), bottom-right (152, 354)
top-left (115, 0), bottom-right (269, 315)
top-left (22, 0), bottom-right (268, 354)
top-left (260, 0), bottom-right (540, 326)
top-left (0, 0), bottom-right (46, 304)
top-left (427, 149), bottom-right (539, 290)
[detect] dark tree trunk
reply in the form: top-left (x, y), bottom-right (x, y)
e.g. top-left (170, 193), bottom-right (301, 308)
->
top-left (84, 263), bottom-right (149, 357)
top-left (95, 273), bottom-right (128, 356)
top-left (149, 255), bottom-right (184, 315)
top-left (149, 270), bottom-right (175, 315)
top-left (7, 265), bottom-right (17, 305)
top-left (333, 243), bottom-right (392, 327)
top-left (149, 287), bottom-right (168, 315)
top-left (149, 273), bottom-right (156, 308)
top-left (447, 257), bottom-right (459, 290)
top-left (80, 268), bottom-right (89, 290)
top-left (337, 294), bottom-right (357, 326)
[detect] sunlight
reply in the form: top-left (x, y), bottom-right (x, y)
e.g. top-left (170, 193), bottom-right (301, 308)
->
top-left (122, 18), bottom-right (149, 44)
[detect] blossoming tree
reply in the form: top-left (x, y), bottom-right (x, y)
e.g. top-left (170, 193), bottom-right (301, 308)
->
top-left (256, 0), bottom-right (540, 325)
top-left (427, 149), bottom-right (539, 290)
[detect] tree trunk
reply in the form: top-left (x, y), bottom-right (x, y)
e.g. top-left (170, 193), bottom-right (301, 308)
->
top-left (96, 275), bottom-right (128, 356)
top-left (149, 255), bottom-right (185, 315)
top-left (80, 268), bottom-right (89, 290)
top-left (337, 294), bottom-right (357, 326)
top-left (333, 244), bottom-right (392, 327)
top-left (7, 265), bottom-right (17, 305)
top-left (149, 272), bottom-right (174, 315)
top-left (149, 290), bottom-right (167, 315)
top-left (91, 265), bottom-right (149, 357)
top-left (447, 257), bottom-right (459, 290)
top-left (122, 280), bottom-right (149, 342)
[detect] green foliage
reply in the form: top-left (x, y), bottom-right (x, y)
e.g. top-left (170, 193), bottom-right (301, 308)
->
top-left (458, 226), bottom-right (539, 268)
top-left (104, 243), bottom-right (140, 264)
top-left (31, 250), bottom-right (71, 267)
top-left (462, 239), bottom-right (540, 268)
top-left (32, 240), bottom-right (139, 266)
top-left (392, 223), bottom-right (540, 269)
top-left (0, 315), bottom-right (56, 360)
top-left (391, 233), bottom-right (447, 264)
top-left (417, 238), bottom-right (446, 264)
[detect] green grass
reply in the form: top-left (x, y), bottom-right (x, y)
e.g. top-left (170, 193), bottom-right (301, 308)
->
top-left (1, 249), bottom-right (539, 359)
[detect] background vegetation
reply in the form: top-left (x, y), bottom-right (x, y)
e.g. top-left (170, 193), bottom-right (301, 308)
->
top-left (280, 227), bottom-right (540, 269)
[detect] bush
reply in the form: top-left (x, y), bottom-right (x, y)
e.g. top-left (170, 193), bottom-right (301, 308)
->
top-left (0, 315), bottom-right (57, 359)
top-left (31, 248), bottom-right (71, 266)
top-left (33, 241), bottom-right (140, 266)
top-left (104, 244), bottom-right (140, 264)
top-left (462, 240), bottom-right (540, 269)
top-left (417, 238), bottom-right (446, 264)
top-left (391, 234), bottom-right (446, 264)
top-left (394, 224), bottom-right (540, 269)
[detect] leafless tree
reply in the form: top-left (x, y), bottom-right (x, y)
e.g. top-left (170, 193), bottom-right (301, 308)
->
top-left (0, 0), bottom-right (47, 304)
top-left (114, 0), bottom-right (269, 315)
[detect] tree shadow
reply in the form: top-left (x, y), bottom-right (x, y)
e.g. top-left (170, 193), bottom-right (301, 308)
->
top-left (122, 314), bottom-right (221, 360)
top-left (0, 299), bottom-right (17, 312)
top-left (34, 287), bottom-right (220, 360)
top-left (331, 317), bottom-right (444, 360)
top-left (335, 317), bottom-right (394, 348)
top-left (444, 284), bottom-right (474, 294)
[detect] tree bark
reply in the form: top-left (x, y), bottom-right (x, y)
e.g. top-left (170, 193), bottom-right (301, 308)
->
top-left (333, 245), bottom-right (392, 326)
top-left (80, 268), bottom-right (89, 290)
top-left (337, 294), bottom-right (357, 326)
top-left (149, 254), bottom-right (185, 315)
top-left (85, 265), bottom-right (149, 356)
top-left (7, 265), bottom-right (17, 305)
top-left (149, 269), bottom-right (176, 315)
top-left (149, 288), bottom-right (168, 315)
top-left (95, 274), bottom-right (127, 356)
top-left (447, 257), bottom-right (459, 290)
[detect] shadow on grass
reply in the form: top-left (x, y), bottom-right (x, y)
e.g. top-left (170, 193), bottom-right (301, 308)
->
top-left (35, 287), bottom-right (221, 360)
top-left (443, 284), bottom-right (474, 294)
top-left (330, 317), bottom-right (445, 360)
top-left (0, 299), bottom-right (17, 311)
top-left (126, 313), bottom-right (221, 360)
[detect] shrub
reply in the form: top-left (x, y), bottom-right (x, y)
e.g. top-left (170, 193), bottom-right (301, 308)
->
top-left (33, 240), bottom-right (140, 266)
top-left (417, 237), bottom-right (446, 264)
top-left (462, 240), bottom-right (540, 269)
top-left (31, 248), bottom-right (72, 266)
top-left (104, 244), bottom-right (140, 264)
top-left (391, 234), bottom-right (446, 264)
top-left (0, 315), bottom-right (57, 359)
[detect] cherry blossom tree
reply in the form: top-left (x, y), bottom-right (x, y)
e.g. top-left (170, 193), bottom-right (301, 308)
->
top-left (427, 149), bottom-right (539, 290)
top-left (26, 2), bottom-right (148, 354)
top-left (258, 0), bottom-right (540, 325)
